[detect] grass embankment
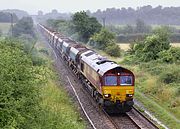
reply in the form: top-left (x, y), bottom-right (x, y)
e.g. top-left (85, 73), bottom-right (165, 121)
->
top-left (35, 40), bottom-right (86, 129)
top-left (39, 79), bottom-right (85, 129)
top-left (121, 63), bottom-right (180, 129)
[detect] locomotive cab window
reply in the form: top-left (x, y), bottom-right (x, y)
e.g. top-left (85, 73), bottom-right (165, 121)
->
top-left (104, 76), bottom-right (117, 86)
top-left (120, 76), bottom-right (133, 86)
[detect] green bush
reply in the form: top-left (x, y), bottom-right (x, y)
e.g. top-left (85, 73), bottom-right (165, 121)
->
top-left (158, 50), bottom-right (173, 63)
top-left (158, 47), bottom-right (180, 64)
top-left (31, 55), bottom-right (46, 66)
top-left (160, 72), bottom-right (177, 84)
top-left (0, 39), bottom-right (45, 128)
top-left (91, 28), bottom-right (115, 50)
top-left (121, 55), bottom-right (133, 64)
top-left (72, 11), bottom-right (102, 42)
top-left (134, 42), bottom-right (144, 59)
top-left (128, 26), bottom-right (171, 62)
top-left (39, 48), bottom-right (49, 55)
top-left (105, 43), bottom-right (121, 57)
top-left (142, 34), bottom-right (170, 61)
top-left (159, 69), bottom-right (180, 84)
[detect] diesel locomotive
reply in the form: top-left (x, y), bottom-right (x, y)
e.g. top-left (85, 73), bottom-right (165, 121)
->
top-left (38, 24), bottom-right (135, 113)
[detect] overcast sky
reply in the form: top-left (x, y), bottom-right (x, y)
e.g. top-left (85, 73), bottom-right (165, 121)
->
top-left (1, 0), bottom-right (180, 14)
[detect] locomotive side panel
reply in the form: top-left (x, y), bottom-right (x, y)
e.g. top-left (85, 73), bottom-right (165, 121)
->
top-left (81, 62), bottom-right (102, 94)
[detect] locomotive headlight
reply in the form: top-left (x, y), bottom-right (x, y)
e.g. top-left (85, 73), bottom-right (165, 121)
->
top-left (104, 94), bottom-right (111, 98)
top-left (126, 94), bottom-right (133, 97)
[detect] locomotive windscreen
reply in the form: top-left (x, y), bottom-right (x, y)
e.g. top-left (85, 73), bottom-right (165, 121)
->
top-left (119, 76), bottom-right (133, 86)
top-left (104, 76), bottom-right (117, 86)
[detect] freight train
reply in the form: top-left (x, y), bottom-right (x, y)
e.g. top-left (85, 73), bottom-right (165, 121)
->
top-left (38, 24), bottom-right (135, 113)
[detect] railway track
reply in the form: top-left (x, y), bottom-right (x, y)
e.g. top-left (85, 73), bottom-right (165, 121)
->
top-left (126, 107), bottom-right (159, 129)
top-left (39, 29), bottom-right (160, 129)
top-left (102, 106), bottom-right (159, 129)
top-left (102, 109), bottom-right (139, 129)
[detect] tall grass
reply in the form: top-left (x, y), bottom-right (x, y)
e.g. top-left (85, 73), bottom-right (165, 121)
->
top-left (129, 62), bottom-right (180, 128)
top-left (38, 79), bottom-right (86, 129)
top-left (135, 90), bottom-right (180, 129)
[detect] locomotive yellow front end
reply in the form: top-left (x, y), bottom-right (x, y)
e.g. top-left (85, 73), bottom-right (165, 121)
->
top-left (101, 67), bottom-right (135, 113)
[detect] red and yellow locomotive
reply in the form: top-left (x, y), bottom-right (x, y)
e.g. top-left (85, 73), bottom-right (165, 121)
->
top-left (38, 24), bottom-right (135, 113)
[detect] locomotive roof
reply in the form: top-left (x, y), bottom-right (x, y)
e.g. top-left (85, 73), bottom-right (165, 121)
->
top-left (81, 50), bottom-right (120, 76)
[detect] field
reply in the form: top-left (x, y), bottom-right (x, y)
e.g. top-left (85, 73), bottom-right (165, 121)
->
top-left (0, 23), bottom-right (11, 35)
top-left (118, 43), bottom-right (180, 51)
top-left (171, 43), bottom-right (180, 47)
top-left (117, 43), bottom-right (130, 51)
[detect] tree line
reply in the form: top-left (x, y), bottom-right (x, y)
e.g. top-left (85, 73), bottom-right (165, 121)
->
top-left (105, 19), bottom-right (180, 43)
top-left (36, 5), bottom-right (180, 25)
top-left (1, 9), bottom-right (29, 19)
top-left (87, 5), bottom-right (180, 25)
top-left (0, 12), bottom-right (18, 23)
